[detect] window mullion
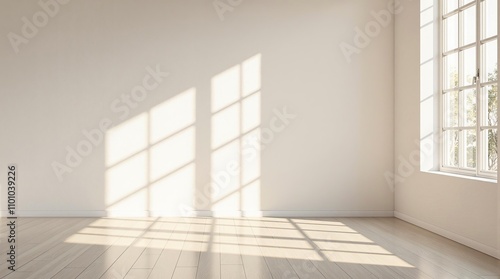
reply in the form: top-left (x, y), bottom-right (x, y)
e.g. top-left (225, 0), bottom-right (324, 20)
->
top-left (440, 0), bottom-right (445, 170)
top-left (458, 2), bottom-right (464, 169)
top-left (475, 0), bottom-right (481, 176)
top-left (460, 90), bottom-right (466, 168)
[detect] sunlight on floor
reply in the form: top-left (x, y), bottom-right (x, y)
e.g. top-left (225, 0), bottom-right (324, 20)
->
top-left (64, 217), bottom-right (416, 268)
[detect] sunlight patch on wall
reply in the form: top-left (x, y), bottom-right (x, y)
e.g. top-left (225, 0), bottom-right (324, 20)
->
top-left (212, 65), bottom-right (241, 112)
top-left (149, 127), bottom-right (195, 181)
top-left (150, 164), bottom-right (195, 214)
top-left (210, 54), bottom-right (262, 214)
top-left (105, 113), bottom-right (148, 167)
top-left (211, 140), bottom-right (241, 211)
top-left (105, 88), bottom-right (196, 216)
top-left (242, 54), bottom-right (261, 96)
top-left (212, 103), bottom-right (241, 149)
top-left (241, 179), bottom-right (260, 211)
top-left (241, 92), bottom-right (261, 133)
top-left (105, 151), bottom-right (148, 212)
top-left (150, 88), bottom-right (196, 145)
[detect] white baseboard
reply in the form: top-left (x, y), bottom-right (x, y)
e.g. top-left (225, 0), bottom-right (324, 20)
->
top-left (0, 210), bottom-right (106, 217)
top-left (173, 210), bottom-right (394, 217)
top-left (0, 210), bottom-right (394, 218)
top-left (394, 211), bottom-right (500, 259)
top-left (256, 210), bottom-right (394, 217)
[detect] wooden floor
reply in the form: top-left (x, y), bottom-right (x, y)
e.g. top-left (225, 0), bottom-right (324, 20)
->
top-left (0, 217), bottom-right (499, 279)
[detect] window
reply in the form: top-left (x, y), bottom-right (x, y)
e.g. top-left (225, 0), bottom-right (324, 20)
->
top-left (441, 0), bottom-right (498, 178)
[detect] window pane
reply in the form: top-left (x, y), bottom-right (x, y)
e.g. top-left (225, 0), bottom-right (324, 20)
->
top-left (481, 40), bottom-right (498, 83)
top-left (444, 0), bottom-right (458, 14)
top-left (461, 47), bottom-right (476, 86)
top-left (444, 53), bottom-right (459, 89)
top-left (444, 130), bottom-right (459, 167)
top-left (483, 85), bottom-right (498, 126)
top-left (445, 14), bottom-right (459, 51)
top-left (444, 91), bottom-right (459, 127)
top-left (441, 0), bottom-right (498, 176)
top-left (483, 129), bottom-right (498, 171)
top-left (462, 0), bottom-right (474, 6)
top-left (463, 89), bottom-right (477, 126)
top-left (462, 5), bottom-right (476, 46)
top-left (482, 0), bottom-right (498, 39)
top-left (465, 130), bottom-right (477, 168)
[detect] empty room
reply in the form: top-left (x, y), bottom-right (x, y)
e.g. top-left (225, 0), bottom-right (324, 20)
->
top-left (1, 0), bottom-right (500, 278)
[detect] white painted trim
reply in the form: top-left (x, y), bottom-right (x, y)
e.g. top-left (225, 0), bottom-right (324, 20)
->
top-left (256, 210), bottom-right (394, 217)
top-left (182, 210), bottom-right (394, 218)
top-left (0, 210), bottom-right (107, 217)
top-left (395, 211), bottom-right (500, 259)
top-left (0, 210), bottom-right (394, 218)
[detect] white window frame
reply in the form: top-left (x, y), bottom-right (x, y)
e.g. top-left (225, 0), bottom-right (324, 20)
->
top-left (440, 0), bottom-right (498, 179)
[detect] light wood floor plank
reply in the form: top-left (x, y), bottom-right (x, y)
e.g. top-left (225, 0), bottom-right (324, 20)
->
top-left (284, 218), bottom-right (352, 279)
top-left (132, 219), bottom-right (173, 269)
top-left (75, 237), bottom-right (135, 279)
top-left (172, 267), bottom-right (197, 279)
top-left (354, 217), bottom-right (484, 278)
top-left (124, 268), bottom-right (151, 279)
top-left (220, 218), bottom-right (243, 265)
top-left (176, 219), bottom-right (205, 267)
top-left (0, 218), bottom-right (91, 277)
top-left (196, 218), bottom-right (220, 279)
top-left (148, 218), bottom-right (190, 279)
top-left (234, 219), bottom-right (273, 279)
top-left (67, 242), bottom-right (117, 268)
top-left (264, 218), bottom-right (326, 279)
top-left (0, 217), bottom-right (497, 279)
top-left (23, 244), bottom-right (90, 279)
top-left (377, 217), bottom-right (500, 276)
top-left (338, 217), bottom-right (459, 279)
top-left (249, 218), bottom-right (300, 279)
top-left (221, 264), bottom-right (246, 279)
top-left (100, 238), bottom-right (152, 279)
top-left (51, 267), bottom-right (85, 279)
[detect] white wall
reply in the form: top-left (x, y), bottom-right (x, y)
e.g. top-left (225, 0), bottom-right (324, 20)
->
top-left (395, 0), bottom-right (500, 257)
top-left (0, 0), bottom-right (394, 217)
